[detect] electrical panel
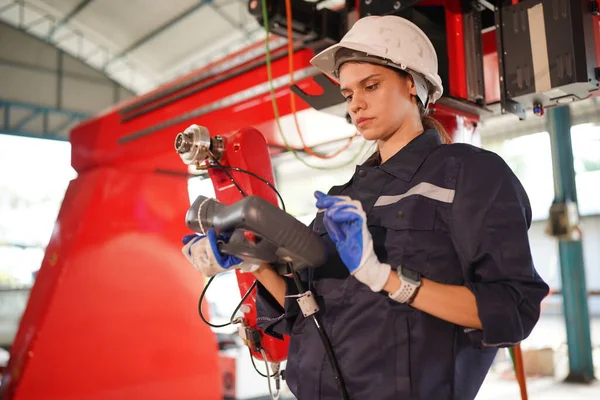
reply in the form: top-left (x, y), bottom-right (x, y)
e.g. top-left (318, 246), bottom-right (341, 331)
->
top-left (497, 0), bottom-right (600, 118)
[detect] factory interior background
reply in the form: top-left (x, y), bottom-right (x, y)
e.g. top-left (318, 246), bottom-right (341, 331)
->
top-left (0, 0), bottom-right (599, 399)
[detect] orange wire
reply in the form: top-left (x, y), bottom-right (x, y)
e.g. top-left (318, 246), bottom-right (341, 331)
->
top-left (513, 344), bottom-right (529, 400)
top-left (285, 0), bottom-right (358, 159)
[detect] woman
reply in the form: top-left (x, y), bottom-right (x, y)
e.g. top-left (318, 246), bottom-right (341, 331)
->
top-left (183, 15), bottom-right (549, 400)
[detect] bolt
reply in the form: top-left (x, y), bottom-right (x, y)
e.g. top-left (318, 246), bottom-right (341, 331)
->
top-left (394, 1), bottom-right (401, 9)
top-left (240, 305), bottom-right (251, 314)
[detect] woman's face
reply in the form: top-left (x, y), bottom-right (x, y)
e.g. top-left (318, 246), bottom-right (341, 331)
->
top-left (339, 62), bottom-right (418, 141)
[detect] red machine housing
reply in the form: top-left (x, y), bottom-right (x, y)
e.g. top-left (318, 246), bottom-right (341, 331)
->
top-left (1, 43), bottom-right (320, 400)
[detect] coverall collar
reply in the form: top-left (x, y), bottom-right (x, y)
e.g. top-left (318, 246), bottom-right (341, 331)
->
top-left (378, 128), bottom-right (443, 182)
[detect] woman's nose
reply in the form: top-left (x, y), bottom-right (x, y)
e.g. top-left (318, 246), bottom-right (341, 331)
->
top-left (349, 94), bottom-right (366, 114)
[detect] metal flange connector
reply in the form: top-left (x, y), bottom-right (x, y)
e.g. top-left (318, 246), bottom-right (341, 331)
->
top-left (174, 124), bottom-right (225, 166)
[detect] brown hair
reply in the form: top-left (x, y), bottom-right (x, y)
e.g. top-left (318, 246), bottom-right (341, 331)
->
top-left (420, 105), bottom-right (453, 144)
top-left (363, 69), bottom-right (452, 166)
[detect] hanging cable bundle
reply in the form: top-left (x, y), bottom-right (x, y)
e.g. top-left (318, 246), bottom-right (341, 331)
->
top-left (260, 0), bottom-right (367, 171)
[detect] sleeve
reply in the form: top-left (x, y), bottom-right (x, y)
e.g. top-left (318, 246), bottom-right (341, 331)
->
top-left (255, 277), bottom-right (301, 339)
top-left (255, 219), bottom-right (315, 339)
top-left (449, 151), bottom-right (550, 349)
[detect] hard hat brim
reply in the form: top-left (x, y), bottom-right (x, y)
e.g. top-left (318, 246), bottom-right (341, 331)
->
top-left (310, 42), bottom-right (443, 104)
top-left (310, 41), bottom-right (399, 83)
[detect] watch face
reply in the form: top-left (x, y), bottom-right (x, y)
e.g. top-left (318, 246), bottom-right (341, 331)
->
top-left (401, 267), bottom-right (420, 283)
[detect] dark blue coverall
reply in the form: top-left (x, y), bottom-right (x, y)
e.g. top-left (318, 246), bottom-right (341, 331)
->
top-left (256, 128), bottom-right (550, 400)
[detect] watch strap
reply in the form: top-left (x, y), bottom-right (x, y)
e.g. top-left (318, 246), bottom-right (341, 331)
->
top-left (389, 267), bottom-right (420, 304)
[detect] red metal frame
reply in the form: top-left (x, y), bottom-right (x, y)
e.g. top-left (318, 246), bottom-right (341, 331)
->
top-left (444, 0), bottom-right (468, 99)
top-left (207, 127), bottom-right (290, 363)
top-left (69, 48), bottom-right (320, 175)
top-left (414, 0), bottom-right (470, 101)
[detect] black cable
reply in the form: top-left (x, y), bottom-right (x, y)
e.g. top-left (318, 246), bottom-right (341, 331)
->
top-left (198, 276), bottom-right (231, 328)
top-left (248, 347), bottom-right (278, 378)
top-left (291, 270), bottom-right (350, 400)
top-left (196, 157), bottom-right (283, 329)
top-left (210, 158), bottom-right (247, 197)
top-left (198, 156), bottom-right (348, 399)
top-left (198, 276), bottom-right (258, 329)
top-left (201, 164), bottom-right (286, 212)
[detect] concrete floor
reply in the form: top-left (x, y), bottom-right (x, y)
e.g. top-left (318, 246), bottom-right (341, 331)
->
top-left (245, 313), bottom-right (600, 400)
top-left (476, 376), bottom-right (600, 400)
top-left (476, 313), bottom-right (600, 399)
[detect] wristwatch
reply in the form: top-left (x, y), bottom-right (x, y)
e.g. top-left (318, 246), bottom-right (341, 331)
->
top-left (388, 266), bottom-right (421, 304)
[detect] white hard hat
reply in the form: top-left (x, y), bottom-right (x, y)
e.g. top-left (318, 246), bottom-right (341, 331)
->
top-left (310, 15), bottom-right (444, 106)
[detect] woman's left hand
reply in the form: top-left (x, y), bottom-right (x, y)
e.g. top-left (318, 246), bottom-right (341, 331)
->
top-left (181, 229), bottom-right (259, 276)
top-left (314, 191), bottom-right (391, 292)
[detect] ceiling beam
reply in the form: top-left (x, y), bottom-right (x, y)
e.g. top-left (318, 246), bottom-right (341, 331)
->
top-left (0, 99), bottom-right (89, 141)
top-left (210, 2), bottom-right (253, 43)
top-left (47, 0), bottom-right (95, 39)
top-left (103, 0), bottom-right (211, 70)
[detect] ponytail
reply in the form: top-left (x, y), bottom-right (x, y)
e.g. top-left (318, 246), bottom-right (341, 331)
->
top-left (363, 145), bottom-right (382, 166)
top-left (420, 110), bottom-right (453, 145)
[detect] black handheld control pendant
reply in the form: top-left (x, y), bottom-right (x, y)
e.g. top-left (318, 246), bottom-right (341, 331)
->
top-left (186, 195), bottom-right (327, 273)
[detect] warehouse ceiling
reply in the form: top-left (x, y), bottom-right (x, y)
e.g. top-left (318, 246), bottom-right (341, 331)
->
top-left (2, 0), bottom-right (599, 143)
top-left (0, 0), bottom-right (341, 141)
top-left (0, 0), bottom-right (293, 94)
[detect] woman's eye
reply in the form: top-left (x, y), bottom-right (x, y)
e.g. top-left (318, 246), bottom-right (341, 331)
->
top-left (366, 83), bottom-right (379, 91)
top-left (344, 95), bottom-right (353, 102)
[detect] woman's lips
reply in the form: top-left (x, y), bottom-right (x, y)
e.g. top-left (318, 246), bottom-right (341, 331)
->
top-left (356, 117), bottom-right (373, 127)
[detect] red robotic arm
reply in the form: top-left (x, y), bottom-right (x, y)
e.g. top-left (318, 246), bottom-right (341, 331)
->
top-left (2, 38), bottom-right (320, 400)
top-left (185, 125), bottom-right (292, 364)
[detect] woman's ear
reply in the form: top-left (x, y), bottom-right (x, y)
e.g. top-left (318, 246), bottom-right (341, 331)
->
top-left (406, 75), bottom-right (418, 97)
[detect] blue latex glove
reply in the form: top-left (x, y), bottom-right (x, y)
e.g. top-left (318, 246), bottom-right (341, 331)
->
top-left (182, 229), bottom-right (256, 276)
top-left (315, 191), bottom-right (391, 292)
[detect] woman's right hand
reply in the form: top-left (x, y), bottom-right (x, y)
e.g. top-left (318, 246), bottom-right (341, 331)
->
top-left (314, 191), bottom-right (391, 293)
top-left (181, 228), bottom-right (259, 276)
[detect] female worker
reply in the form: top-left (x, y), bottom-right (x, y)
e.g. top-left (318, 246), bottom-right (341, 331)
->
top-left (182, 15), bottom-right (549, 400)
